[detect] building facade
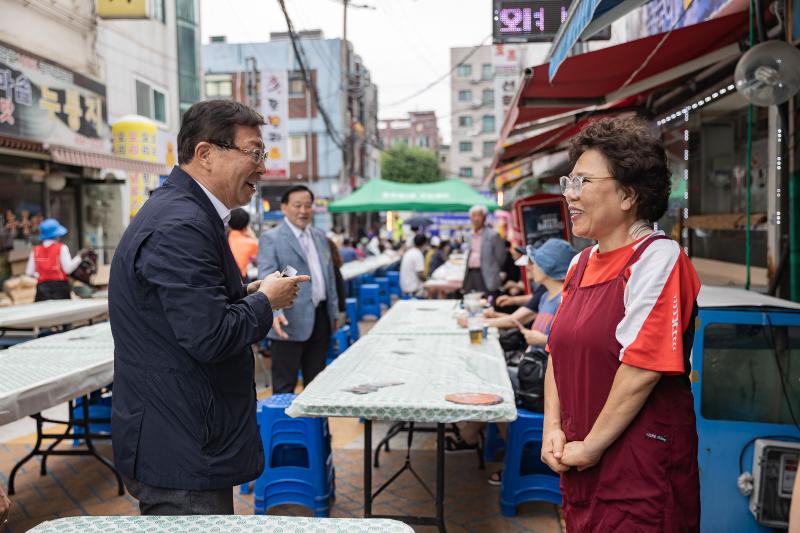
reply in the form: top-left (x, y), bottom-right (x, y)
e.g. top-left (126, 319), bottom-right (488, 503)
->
top-left (202, 31), bottom-right (380, 231)
top-left (378, 111), bottom-right (440, 154)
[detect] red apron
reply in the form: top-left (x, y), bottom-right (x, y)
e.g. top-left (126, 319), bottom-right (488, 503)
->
top-left (547, 236), bottom-right (699, 532)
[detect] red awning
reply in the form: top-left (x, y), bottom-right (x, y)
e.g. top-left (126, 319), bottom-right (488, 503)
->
top-left (500, 11), bottom-right (748, 140)
top-left (50, 145), bottom-right (171, 175)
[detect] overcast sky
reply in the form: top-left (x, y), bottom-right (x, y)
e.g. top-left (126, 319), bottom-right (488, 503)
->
top-left (200, 0), bottom-right (494, 144)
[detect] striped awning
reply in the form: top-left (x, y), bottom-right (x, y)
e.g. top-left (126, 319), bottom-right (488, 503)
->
top-left (0, 134), bottom-right (47, 155)
top-left (49, 145), bottom-right (170, 175)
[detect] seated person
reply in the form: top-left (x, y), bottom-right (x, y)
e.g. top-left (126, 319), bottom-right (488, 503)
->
top-left (449, 240), bottom-right (577, 481)
top-left (399, 234), bottom-right (428, 297)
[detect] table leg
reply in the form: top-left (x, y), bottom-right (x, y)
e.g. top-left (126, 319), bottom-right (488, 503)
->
top-left (364, 419), bottom-right (372, 517)
top-left (437, 423), bottom-right (446, 532)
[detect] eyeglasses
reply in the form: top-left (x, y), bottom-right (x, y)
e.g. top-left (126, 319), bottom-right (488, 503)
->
top-left (559, 175), bottom-right (614, 196)
top-left (210, 141), bottom-right (267, 164)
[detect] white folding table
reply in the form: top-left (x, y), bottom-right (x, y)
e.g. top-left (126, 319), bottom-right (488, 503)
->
top-left (0, 323), bottom-right (120, 495)
top-left (287, 326), bottom-right (516, 532)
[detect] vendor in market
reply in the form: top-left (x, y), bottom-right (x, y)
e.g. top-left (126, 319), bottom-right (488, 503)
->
top-left (24, 218), bottom-right (83, 301)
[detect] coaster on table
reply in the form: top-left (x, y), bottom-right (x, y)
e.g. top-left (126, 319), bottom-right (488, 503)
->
top-left (445, 392), bottom-right (504, 405)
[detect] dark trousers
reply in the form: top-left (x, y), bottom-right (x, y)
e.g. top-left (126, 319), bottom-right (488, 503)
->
top-left (462, 268), bottom-right (488, 295)
top-left (122, 476), bottom-right (234, 515)
top-left (35, 280), bottom-right (71, 301)
top-left (270, 303), bottom-right (331, 394)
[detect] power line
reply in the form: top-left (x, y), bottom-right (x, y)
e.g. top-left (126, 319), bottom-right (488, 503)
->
top-left (382, 33), bottom-right (493, 107)
top-left (277, 0), bottom-right (344, 149)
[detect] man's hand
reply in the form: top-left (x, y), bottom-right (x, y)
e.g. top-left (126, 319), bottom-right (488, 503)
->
top-left (495, 294), bottom-right (514, 307)
top-left (560, 440), bottom-right (604, 471)
top-left (483, 308), bottom-right (499, 319)
top-left (541, 425), bottom-right (570, 474)
top-left (0, 484), bottom-right (11, 527)
top-left (272, 314), bottom-right (290, 339)
top-left (246, 279), bottom-right (261, 295)
top-left (457, 315), bottom-right (468, 328)
top-left (258, 272), bottom-right (310, 310)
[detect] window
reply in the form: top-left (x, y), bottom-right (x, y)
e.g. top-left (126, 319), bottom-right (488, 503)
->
top-left (701, 322), bottom-right (800, 425)
top-left (152, 0), bottom-right (165, 22)
top-left (459, 167), bottom-right (473, 178)
top-left (482, 115), bottom-right (495, 133)
top-left (394, 137), bottom-right (409, 147)
top-left (482, 63), bottom-right (493, 80)
top-left (459, 141), bottom-right (472, 153)
top-left (205, 74), bottom-right (232, 98)
top-left (482, 89), bottom-right (494, 106)
top-left (289, 135), bottom-right (307, 162)
top-left (458, 116), bottom-right (473, 128)
top-left (458, 90), bottom-right (472, 102)
top-left (416, 136), bottom-right (430, 148)
top-left (457, 64), bottom-right (472, 77)
top-left (136, 79), bottom-right (167, 124)
top-left (289, 71), bottom-right (305, 97)
top-left (176, 0), bottom-right (200, 114)
top-left (483, 141), bottom-right (495, 158)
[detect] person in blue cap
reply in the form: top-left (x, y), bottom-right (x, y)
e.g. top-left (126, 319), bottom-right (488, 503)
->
top-left (24, 218), bottom-right (83, 301)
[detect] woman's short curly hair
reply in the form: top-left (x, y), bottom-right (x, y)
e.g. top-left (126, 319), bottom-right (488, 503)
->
top-left (569, 116), bottom-right (671, 223)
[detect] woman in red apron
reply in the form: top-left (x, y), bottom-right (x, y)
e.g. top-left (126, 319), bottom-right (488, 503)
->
top-left (25, 218), bottom-right (81, 301)
top-left (544, 117), bottom-right (701, 531)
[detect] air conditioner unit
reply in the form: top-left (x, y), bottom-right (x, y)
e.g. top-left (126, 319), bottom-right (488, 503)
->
top-left (749, 439), bottom-right (800, 529)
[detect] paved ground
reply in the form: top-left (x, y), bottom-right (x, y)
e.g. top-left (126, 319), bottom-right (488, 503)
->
top-left (1, 315), bottom-right (564, 532)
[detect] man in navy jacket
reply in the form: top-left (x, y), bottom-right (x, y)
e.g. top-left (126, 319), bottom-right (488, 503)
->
top-left (109, 100), bottom-right (308, 515)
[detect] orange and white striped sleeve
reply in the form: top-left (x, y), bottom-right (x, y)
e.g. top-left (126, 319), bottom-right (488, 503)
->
top-left (617, 239), bottom-right (700, 374)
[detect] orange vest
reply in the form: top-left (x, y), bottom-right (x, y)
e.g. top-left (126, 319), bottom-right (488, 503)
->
top-left (34, 243), bottom-right (68, 282)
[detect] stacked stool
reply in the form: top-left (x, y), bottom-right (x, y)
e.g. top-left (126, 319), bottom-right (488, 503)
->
top-left (358, 284), bottom-right (381, 320)
top-left (345, 297), bottom-right (359, 341)
top-left (386, 271), bottom-right (401, 299)
top-left (500, 409), bottom-right (562, 516)
top-left (326, 325), bottom-right (351, 364)
top-left (249, 394), bottom-right (335, 516)
top-left (374, 277), bottom-right (391, 308)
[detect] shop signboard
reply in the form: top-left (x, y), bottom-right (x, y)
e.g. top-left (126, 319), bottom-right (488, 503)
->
top-left (492, 44), bottom-right (520, 136)
top-left (0, 39), bottom-right (109, 151)
top-left (514, 193), bottom-right (571, 248)
top-left (259, 70), bottom-right (289, 180)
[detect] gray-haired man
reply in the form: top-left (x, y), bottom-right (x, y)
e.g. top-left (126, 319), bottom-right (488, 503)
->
top-left (462, 205), bottom-right (506, 295)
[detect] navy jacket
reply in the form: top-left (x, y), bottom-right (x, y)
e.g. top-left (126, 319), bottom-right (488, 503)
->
top-left (109, 167), bottom-right (273, 490)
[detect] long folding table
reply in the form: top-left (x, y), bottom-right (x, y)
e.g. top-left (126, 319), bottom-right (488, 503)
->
top-left (340, 253), bottom-right (400, 281)
top-left (0, 322), bottom-right (120, 495)
top-left (0, 299), bottom-right (109, 348)
top-left (28, 515), bottom-right (415, 532)
top-left (287, 307), bottom-right (516, 532)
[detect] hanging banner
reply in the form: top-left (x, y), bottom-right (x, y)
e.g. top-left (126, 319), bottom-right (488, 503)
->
top-left (0, 39), bottom-right (109, 151)
top-left (493, 44), bottom-right (521, 152)
top-left (260, 70), bottom-right (289, 180)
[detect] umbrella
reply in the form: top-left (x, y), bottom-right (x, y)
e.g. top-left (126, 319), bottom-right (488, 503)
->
top-left (404, 215), bottom-right (434, 227)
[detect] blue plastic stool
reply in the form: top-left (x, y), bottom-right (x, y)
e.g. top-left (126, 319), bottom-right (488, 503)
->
top-left (348, 276), bottom-right (362, 298)
top-left (374, 277), bottom-right (390, 307)
top-left (484, 422), bottom-right (506, 462)
top-left (326, 325), bottom-right (351, 364)
top-left (387, 271), bottom-right (401, 298)
top-left (252, 394), bottom-right (334, 516)
top-left (358, 284), bottom-right (381, 320)
top-left (72, 391), bottom-right (112, 445)
top-left (500, 409), bottom-right (562, 516)
top-left (345, 298), bottom-right (359, 341)
top-left (361, 274), bottom-right (375, 285)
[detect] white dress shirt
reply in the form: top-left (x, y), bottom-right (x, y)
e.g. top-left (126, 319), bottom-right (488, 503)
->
top-left (285, 219), bottom-right (327, 307)
top-left (194, 179), bottom-right (232, 225)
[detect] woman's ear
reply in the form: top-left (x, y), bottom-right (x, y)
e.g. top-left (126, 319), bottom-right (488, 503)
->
top-left (619, 186), bottom-right (638, 213)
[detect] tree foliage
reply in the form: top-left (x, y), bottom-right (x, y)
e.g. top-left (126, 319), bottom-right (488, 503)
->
top-left (380, 145), bottom-right (443, 184)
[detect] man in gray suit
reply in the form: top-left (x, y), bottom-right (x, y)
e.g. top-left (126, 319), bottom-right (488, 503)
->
top-left (462, 204), bottom-right (506, 295)
top-left (258, 185), bottom-right (339, 393)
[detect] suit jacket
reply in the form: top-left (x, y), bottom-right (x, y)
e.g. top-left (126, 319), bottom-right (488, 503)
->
top-left (109, 166), bottom-right (273, 490)
top-left (258, 221), bottom-right (338, 341)
top-left (465, 226), bottom-right (507, 292)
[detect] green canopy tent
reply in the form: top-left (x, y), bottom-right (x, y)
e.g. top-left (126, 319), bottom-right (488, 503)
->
top-left (328, 179), bottom-right (499, 213)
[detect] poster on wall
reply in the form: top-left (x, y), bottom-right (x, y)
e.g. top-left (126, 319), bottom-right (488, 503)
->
top-left (260, 70), bottom-right (289, 180)
top-left (0, 39), bottom-right (109, 151)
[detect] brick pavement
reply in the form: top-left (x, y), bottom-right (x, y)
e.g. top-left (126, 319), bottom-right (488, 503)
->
top-left (1, 438), bottom-right (562, 532)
